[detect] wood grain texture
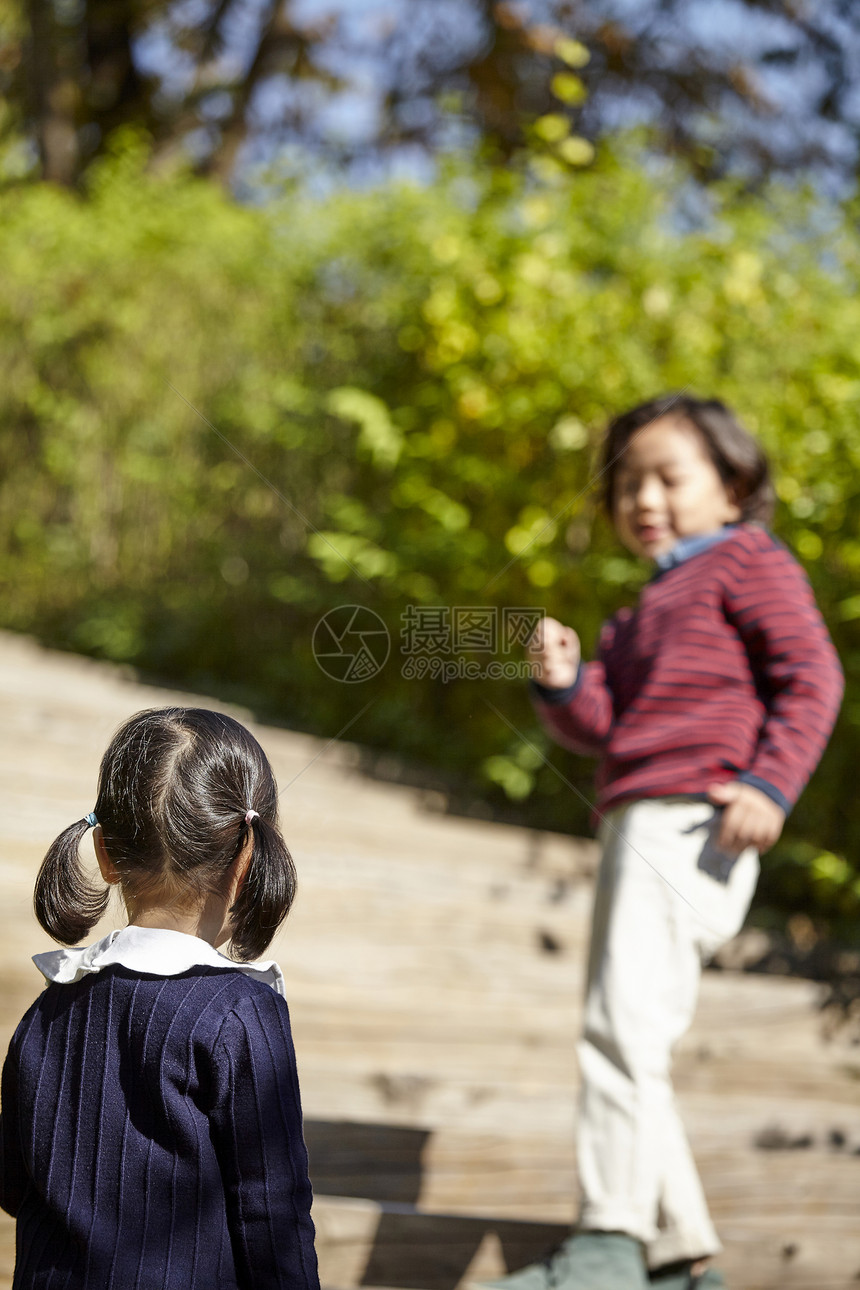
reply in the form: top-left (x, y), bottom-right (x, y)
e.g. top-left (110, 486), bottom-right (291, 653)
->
top-left (0, 630), bottom-right (857, 1290)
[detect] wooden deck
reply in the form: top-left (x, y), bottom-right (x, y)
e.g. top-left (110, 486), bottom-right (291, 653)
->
top-left (0, 630), bottom-right (858, 1288)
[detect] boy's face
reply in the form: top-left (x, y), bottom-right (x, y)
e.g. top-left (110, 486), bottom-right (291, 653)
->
top-left (612, 414), bottom-right (741, 560)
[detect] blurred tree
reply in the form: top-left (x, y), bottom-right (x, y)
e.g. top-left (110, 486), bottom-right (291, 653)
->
top-left (0, 0), bottom-right (339, 183)
top-left (2, 0), bottom-right (860, 188)
top-left (378, 0), bottom-right (860, 187)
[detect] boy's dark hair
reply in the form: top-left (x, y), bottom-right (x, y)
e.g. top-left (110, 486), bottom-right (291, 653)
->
top-left (35, 708), bottom-right (297, 961)
top-left (601, 393), bottom-right (774, 524)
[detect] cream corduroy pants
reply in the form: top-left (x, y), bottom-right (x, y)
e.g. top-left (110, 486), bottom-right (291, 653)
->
top-left (576, 797), bottom-right (759, 1268)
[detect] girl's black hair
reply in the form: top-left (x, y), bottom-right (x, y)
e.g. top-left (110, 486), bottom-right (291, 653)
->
top-left (35, 708), bottom-right (297, 961)
top-left (601, 393), bottom-right (775, 524)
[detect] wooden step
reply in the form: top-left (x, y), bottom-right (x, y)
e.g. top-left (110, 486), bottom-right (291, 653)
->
top-left (1, 631), bottom-right (859, 1290)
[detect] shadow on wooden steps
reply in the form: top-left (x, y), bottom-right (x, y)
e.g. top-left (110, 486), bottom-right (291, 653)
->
top-left (307, 1118), bottom-right (567, 1289)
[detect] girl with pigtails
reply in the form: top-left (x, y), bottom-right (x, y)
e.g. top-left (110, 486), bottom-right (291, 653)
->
top-left (0, 707), bottom-right (320, 1290)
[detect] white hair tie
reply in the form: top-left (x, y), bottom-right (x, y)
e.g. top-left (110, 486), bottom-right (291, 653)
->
top-left (244, 809), bottom-right (259, 826)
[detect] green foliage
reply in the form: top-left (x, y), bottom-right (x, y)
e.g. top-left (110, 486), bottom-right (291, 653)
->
top-left (1, 137), bottom-right (859, 923)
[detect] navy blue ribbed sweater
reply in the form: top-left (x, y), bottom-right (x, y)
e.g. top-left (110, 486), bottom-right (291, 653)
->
top-left (0, 966), bottom-right (319, 1289)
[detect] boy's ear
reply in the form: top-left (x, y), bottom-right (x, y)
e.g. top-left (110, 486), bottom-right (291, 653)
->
top-left (93, 825), bottom-right (121, 885)
top-left (723, 477), bottom-right (743, 522)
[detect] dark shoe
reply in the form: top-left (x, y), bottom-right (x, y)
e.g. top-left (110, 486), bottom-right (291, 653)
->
top-left (471, 1232), bottom-right (649, 1290)
top-left (648, 1261), bottom-right (726, 1289)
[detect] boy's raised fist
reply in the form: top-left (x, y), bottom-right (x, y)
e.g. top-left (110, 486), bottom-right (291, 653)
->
top-left (526, 616), bottom-right (581, 690)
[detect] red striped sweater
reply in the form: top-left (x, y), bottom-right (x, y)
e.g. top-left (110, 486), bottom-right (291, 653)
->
top-left (533, 524), bottom-right (843, 816)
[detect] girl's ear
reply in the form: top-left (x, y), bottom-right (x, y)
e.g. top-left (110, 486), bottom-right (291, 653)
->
top-left (93, 825), bottom-right (121, 886)
top-left (227, 836), bottom-right (254, 908)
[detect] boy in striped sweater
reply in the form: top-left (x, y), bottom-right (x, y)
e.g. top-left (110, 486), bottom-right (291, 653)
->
top-left (488, 396), bottom-right (843, 1290)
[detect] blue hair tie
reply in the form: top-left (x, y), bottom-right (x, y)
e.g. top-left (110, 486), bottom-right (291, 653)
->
top-left (85, 811), bottom-right (98, 828)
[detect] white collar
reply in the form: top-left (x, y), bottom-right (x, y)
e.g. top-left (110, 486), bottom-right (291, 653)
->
top-left (33, 925), bottom-right (285, 996)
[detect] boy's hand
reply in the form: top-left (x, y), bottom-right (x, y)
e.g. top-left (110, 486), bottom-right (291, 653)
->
top-left (706, 781), bottom-right (785, 855)
top-left (527, 616), bottom-right (581, 690)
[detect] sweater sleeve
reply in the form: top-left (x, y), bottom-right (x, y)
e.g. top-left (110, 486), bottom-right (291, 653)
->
top-left (0, 1039), bottom-right (26, 1218)
top-left (529, 620), bottom-right (617, 757)
top-left (209, 991), bottom-right (319, 1290)
top-left (723, 537), bottom-right (844, 813)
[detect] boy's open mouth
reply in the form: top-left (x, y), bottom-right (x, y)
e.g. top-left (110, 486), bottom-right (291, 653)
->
top-left (636, 523), bottom-right (670, 545)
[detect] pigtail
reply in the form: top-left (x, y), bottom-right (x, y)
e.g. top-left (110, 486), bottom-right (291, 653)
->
top-left (229, 815), bottom-right (297, 961)
top-left (34, 819), bottom-right (111, 945)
